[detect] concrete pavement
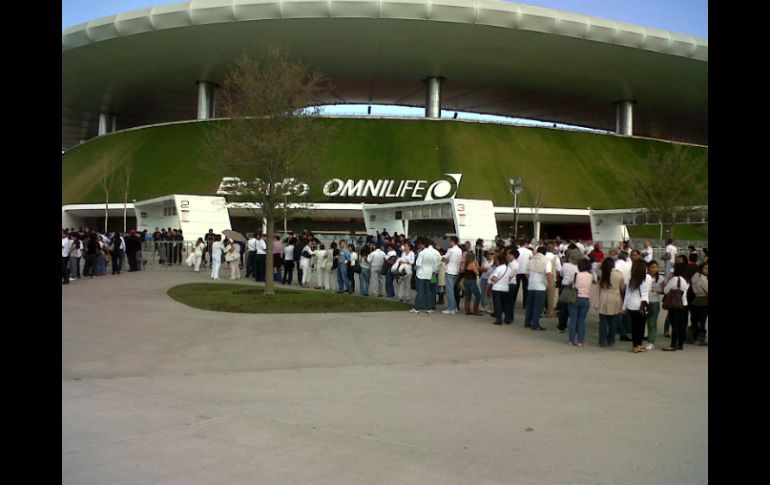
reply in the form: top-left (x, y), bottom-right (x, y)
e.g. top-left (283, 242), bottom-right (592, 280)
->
top-left (62, 270), bottom-right (708, 484)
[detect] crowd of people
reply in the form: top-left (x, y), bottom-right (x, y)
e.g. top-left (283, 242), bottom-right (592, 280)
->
top-left (63, 226), bottom-right (708, 352)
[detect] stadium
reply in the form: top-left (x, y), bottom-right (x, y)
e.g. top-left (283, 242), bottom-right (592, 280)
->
top-left (61, 0), bottom-right (708, 243)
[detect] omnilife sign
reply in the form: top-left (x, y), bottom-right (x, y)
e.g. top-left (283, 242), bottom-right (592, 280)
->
top-left (323, 174), bottom-right (462, 201)
top-left (218, 174), bottom-right (462, 202)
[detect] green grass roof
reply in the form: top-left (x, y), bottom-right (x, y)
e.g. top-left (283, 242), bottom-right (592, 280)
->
top-left (62, 118), bottom-right (707, 208)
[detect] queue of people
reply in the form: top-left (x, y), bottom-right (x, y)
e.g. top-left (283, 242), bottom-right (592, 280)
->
top-left (64, 226), bottom-right (708, 352)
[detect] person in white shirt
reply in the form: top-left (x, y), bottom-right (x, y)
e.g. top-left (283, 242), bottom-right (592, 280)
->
top-left (524, 246), bottom-right (553, 330)
top-left (367, 244), bottom-right (387, 297)
top-left (514, 240), bottom-right (533, 310)
top-left (544, 242), bottom-right (561, 318)
top-left (224, 239), bottom-right (241, 280)
top-left (245, 235), bottom-right (258, 278)
top-left (661, 261), bottom-right (690, 352)
top-left (557, 256), bottom-right (579, 333)
top-left (255, 234), bottom-right (267, 282)
top-left (394, 242), bottom-right (415, 302)
top-left (641, 240), bottom-right (653, 264)
top-left (489, 253), bottom-right (512, 324)
top-left (282, 238), bottom-right (296, 285)
top-left (621, 260), bottom-right (653, 353)
top-left (411, 239), bottom-right (440, 313)
top-left (441, 237), bottom-right (463, 314)
top-left (68, 233), bottom-right (82, 280)
top-left (300, 240), bottom-right (315, 288)
top-left (664, 239), bottom-right (678, 281)
top-left (62, 231), bottom-right (73, 284)
top-left (645, 260), bottom-right (665, 350)
top-left (614, 251), bottom-right (633, 342)
top-left (210, 235), bottom-right (223, 280)
top-left (503, 249), bottom-right (520, 324)
top-left (314, 244), bottom-right (328, 290)
top-left (193, 237), bottom-right (206, 272)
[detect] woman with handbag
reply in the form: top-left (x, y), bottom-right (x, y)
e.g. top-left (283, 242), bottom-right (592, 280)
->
top-left (622, 260), bottom-right (653, 353)
top-left (661, 262), bottom-right (690, 351)
top-left (479, 251), bottom-right (496, 313)
top-left (689, 262), bottom-right (708, 346)
top-left (595, 257), bottom-right (625, 347)
top-left (567, 259), bottom-right (593, 347)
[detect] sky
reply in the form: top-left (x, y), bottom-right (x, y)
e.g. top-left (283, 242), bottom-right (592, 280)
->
top-left (62, 0), bottom-right (707, 127)
top-left (62, 0), bottom-right (708, 37)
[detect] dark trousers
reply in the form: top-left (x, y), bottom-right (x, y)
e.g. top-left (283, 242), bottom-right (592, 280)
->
top-left (557, 287), bottom-right (569, 330)
top-left (296, 259), bottom-right (303, 285)
top-left (691, 305), bottom-right (708, 340)
top-left (83, 254), bottom-right (97, 277)
top-left (515, 274), bottom-right (529, 308)
top-left (492, 290), bottom-right (510, 324)
top-left (629, 310), bottom-right (646, 347)
top-left (348, 265), bottom-right (356, 292)
top-left (112, 250), bottom-right (123, 274)
top-left (430, 281), bottom-right (437, 309)
top-left (283, 261), bottom-right (295, 285)
top-left (505, 283), bottom-right (518, 323)
top-left (669, 308), bottom-right (688, 348)
top-left (246, 252), bottom-right (256, 278)
top-left (255, 254), bottom-right (266, 282)
top-left (386, 271), bottom-right (395, 297)
top-left (62, 256), bottom-right (70, 283)
top-left (127, 250), bottom-right (137, 271)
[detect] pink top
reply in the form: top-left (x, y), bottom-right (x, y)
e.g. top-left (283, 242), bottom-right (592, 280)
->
top-left (575, 271), bottom-right (593, 298)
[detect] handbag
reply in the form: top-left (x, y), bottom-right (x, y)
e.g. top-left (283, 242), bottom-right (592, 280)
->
top-left (662, 277), bottom-right (684, 311)
top-left (638, 287), bottom-right (651, 318)
top-left (558, 273), bottom-right (578, 305)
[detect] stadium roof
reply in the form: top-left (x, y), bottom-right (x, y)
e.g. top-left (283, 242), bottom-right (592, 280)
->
top-left (62, 0), bottom-right (708, 148)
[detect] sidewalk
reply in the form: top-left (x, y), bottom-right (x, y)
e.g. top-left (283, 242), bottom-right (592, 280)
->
top-left (63, 270), bottom-right (708, 484)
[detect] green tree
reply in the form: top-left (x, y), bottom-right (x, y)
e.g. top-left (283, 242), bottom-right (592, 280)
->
top-left (201, 47), bottom-right (333, 295)
top-left (627, 145), bottom-right (707, 239)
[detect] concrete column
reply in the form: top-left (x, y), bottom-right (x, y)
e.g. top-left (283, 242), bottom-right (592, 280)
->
top-left (98, 113), bottom-right (115, 136)
top-left (425, 77), bottom-right (443, 119)
top-left (615, 100), bottom-right (634, 136)
top-left (197, 81), bottom-right (216, 120)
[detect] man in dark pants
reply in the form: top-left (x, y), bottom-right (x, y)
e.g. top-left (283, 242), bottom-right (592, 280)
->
top-left (514, 240), bottom-right (533, 309)
top-left (254, 233), bottom-right (267, 282)
top-left (125, 230), bottom-right (141, 271)
top-left (245, 234), bottom-right (257, 279)
top-left (62, 230), bottom-right (72, 284)
top-left (294, 236), bottom-right (306, 285)
top-left (504, 248), bottom-right (520, 324)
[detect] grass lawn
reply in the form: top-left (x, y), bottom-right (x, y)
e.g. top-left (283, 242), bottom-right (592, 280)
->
top-left (167, 283), bottom-right (414, 314)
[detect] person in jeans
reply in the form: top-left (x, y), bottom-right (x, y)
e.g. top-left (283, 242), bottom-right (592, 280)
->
top-left (489, 253), bottom-right (511, 325)
top-left (337, 242), bottom-right (351, 293)
top-left (622, 259), bottom-right (653, 353)
top-left (441, 237), bottom-right (463, 314)
top-left (411, 239), bottom-right (440, 314)
top-left (595, 257), bottom-right (624, 347)
top-left (661, 262), bottom-right (690, 351)
top-left (524, 246), bottom-right (553, 331)
top-left (690, 262), bottom-right (708, 346)
top-left (645, 261), bottom-right (665, 350)
top-left (110, 231), bottom-right (125, 275)
top-left (68, 233), bottom-right (82, 280)
top-left (359, 245), bottom-right (371, 296)
top-left (83, 232), bottom-right (100, 278)
top-left (567, 259), bottom-right (593, 347)
top-left (479, 251), bottom-right (496, 313)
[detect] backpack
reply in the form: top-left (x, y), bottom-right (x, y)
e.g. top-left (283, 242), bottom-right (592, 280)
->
top-left (353, 255), bottom-right (361, 274)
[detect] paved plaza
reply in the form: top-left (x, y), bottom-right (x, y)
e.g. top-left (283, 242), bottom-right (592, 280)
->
top-left (62, 269), bottom-right (708, 484)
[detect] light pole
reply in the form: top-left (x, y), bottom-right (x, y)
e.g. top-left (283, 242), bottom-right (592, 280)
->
top-left (509, 177), bottom-right (523, 243)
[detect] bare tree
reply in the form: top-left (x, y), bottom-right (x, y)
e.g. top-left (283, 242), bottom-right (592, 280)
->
top-left (524, 182), bottom-right (546, 242)
top-left (97, 164), bottom-right (115, 234)
top-left (626, 146), bottom-right (708, 239)
top-left (119, 162), bottom-right (133, 232)
top-left (201, 47), bottom-right (333, 295)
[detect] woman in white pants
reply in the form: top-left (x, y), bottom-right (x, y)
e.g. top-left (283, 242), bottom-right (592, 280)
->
top-left (210, 235), bottom-right (223, 280)
top-left (314, 244), bottom-right (328, 289)
top-left (394, 242), bottom-right (415, 302)
top-left (193, 238), bottom-right (206, 272)
top-left (226, 240), bottom-right (241, 280)
top-left (300, 241), bottom-right (314, 288)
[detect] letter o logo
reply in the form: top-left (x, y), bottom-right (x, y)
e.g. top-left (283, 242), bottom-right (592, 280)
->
top-left (323, 178), bottom-right (344, 197)
top-left (424, 174), bottom-right (462, 201)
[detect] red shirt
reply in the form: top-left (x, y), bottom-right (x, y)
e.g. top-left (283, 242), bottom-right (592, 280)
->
top-left (592, 250), bottom-right (605, 263)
